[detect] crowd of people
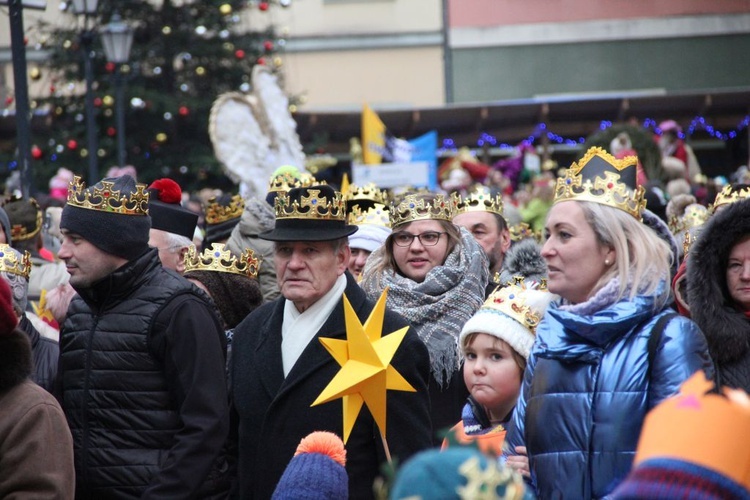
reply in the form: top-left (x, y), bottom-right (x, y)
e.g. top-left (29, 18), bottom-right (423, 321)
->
top-left (1, 120), bottom-right (750, 499)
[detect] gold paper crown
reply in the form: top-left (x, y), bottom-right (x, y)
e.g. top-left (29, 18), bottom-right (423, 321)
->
top-left (454, 188), bottom-right (504, 217)
top-left (275, 188), bottom-right (347, 221)
top-left (0, 244), bottom-right (31, 279)
top-left (183, 243), bottom-right (260, 278)
top-left (344, 183), bottom-right (389, 206)
top-left (347, 203), bottom-right (390, 228)
top-left (710, 184), bottom-right (750, 213)
top-left (267, 172), bottom-right (319, 193)
top-left (205, 194), bottom-right (244, 225)
top-left (634, 371), bottom-right (750, 491)
top-left (389, 193), bottom-right (459, 228)
top-left (509, 222), bottom-right (543, 244)
top-left (66, 175), bottom-right (149, 215)
top-left (6, 197), bottom-right (43, 241)
top-left (668, 204), bottom-right (710, 234)
top-left (482, 279), bottom-right (549, 333)
top-left (554, 147), bottom-right (646, 220)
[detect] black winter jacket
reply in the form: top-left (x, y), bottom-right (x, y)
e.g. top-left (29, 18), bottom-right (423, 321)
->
top-left (19, 314), bottom-right (58, 393)
top-left (60, 249), bottom-right (231, 499)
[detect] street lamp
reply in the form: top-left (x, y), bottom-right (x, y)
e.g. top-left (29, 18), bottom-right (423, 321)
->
top-left (70, 0), bottom-right (99, 184)
top-left (101, 13), bottom-right (133, 169)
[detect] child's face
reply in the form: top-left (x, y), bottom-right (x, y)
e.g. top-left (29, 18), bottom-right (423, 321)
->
top-left (463, 334), bottom-right (523, 421)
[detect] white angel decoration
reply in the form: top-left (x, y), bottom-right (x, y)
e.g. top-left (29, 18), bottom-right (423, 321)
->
top-left (209, 65), bottom-right (307, 199)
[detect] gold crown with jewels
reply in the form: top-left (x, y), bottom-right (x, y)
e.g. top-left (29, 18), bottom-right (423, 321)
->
top-left (483, 278), bottom-right (548, 332)
top-left (0, 244), bottom-right (31, 279)
top-left (710, 184), bottom-right (750, 213)
top-left (205, 194), bottom-right (244, 225)
top-left (183, 243), bottom-right (260, 278)
top-left (454, 187), bottom-right (504, 217)
top-left (66, 175), bottom-right (150, 216)
top-left (389, 193), bottom-right (459, 227)
top-left (267, 171), bottom-right (319, 194)
top-left (344, 183), bottom-right (390, 206)
top-left (347, 203), bottom-right (390, 228)
top-left (554, 147), bottom-right (646, 220)
top-left (275, 187), bottom-right (347, 221)
top-left (509, 222), bottom-right (543, 244)
top-left (5, 196), bottom-right (43, 241)
top-left (668, 204), bottom-right (710, 234)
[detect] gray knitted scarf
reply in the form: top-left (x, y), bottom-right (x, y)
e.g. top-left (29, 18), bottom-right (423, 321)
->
top-left (360, 227), bottom-right (489, 387)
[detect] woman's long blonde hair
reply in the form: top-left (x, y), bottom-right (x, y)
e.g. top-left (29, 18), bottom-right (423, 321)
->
top-left (579, 201), bottom-right (672, 307)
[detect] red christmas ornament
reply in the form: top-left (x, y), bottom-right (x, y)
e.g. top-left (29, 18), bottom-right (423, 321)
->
top-left (49, 85), bottom-right (56, 93)
top-left (258, 2), bottom-right (269, 11)
top-left (234, 49), bottom-right (245, 60)
top-left (257, 57), bottom-right (267, 66)
top-left (107, 127), bottom-right (117, 137)
top-left (94, 97), bottom-right (103, 107)
top-left (4, 96), bottom-right (13, 106)
top-left (263, 40), bottom-right (274, 52)
top-left (105, 62), bottom-right (116, 73)
top-left (67, 139), bottom-right (78, 150)
top-left (23, 37), bottom-right (28, 46)
top-left (178, 106), bottom-right (190, 117)
top-left (31, 145), bottom-right (43, 160)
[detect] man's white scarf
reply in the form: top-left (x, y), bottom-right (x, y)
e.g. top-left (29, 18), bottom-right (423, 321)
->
top-left (281, 274), bottom-right (347, 377)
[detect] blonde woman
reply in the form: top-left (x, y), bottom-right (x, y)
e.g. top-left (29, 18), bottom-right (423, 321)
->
top-left (504, 148), bottom-right (713, 498)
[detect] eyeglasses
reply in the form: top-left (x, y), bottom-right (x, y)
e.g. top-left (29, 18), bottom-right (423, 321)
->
top-left (392, 231), bottom-right (447, 247)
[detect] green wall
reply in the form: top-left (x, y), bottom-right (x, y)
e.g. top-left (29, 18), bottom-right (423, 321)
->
top-left (452, 34), bottom-right (750, 102)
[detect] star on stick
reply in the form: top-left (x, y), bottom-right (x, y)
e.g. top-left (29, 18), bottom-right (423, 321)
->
top-left (311, 287), bottom-right (415, 445)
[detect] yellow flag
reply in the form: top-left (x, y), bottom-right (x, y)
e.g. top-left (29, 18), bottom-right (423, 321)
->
top-left (362, 103), bottom-right (386, 165)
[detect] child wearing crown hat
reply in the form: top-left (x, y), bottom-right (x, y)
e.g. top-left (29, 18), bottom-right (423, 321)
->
top-left (442, 282), bottom-right (554, 456)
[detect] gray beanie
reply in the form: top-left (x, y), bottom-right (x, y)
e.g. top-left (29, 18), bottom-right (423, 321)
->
top-left (60, 175), bottom-right (151, 260)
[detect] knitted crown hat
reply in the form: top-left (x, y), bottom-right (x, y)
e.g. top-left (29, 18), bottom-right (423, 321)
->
top-left (60, 175), bottom-right (151, 261)
top-left (271, 431), bottom-right (348, 500)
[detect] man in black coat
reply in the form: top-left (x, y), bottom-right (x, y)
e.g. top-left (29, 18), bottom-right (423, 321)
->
top-left (57, 175), bottom-right (232, 499)
top-left (231, 185), bottom-right (432, 499)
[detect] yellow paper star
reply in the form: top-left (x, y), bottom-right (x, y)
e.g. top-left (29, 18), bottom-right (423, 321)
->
top-left (311, 287), bottom-right (415, 443)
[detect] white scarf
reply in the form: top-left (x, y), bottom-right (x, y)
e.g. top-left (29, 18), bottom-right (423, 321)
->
top-left (281, 274), bottom-right (347, 377)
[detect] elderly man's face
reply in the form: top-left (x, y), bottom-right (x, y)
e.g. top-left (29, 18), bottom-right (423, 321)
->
top-left (149, 228), bottom-right (188, 273)
top-left (274, 240), bottom-right (349, 313)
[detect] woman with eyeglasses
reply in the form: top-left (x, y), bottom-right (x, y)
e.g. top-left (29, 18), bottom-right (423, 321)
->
top-left (360, 192), bottom-right (489, 443)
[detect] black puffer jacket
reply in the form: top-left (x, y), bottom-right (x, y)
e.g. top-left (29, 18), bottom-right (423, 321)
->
top-left (18, 315), bottom-right (58, 393)
top-left (687, 198), bottom-right (750, 391)
top-left (60, 249), bottom-right (231, 499)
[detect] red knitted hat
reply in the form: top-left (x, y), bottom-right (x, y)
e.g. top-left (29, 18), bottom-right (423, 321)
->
top-left (0, 278), bottom-right (18, 335)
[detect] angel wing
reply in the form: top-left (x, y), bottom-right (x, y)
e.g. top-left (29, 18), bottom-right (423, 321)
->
top-left (209, 92), bottom-right (272, 199)
top-left (251, 65), bottom-right (306, 170)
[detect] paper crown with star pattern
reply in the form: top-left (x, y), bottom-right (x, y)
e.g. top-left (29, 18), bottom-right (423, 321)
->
top-left (459, 279), bottom-right (555, 360)
top-left (261, 185), bottom-right (358, 241)
top-left (183, 243), bottom-right (260, 278)
top-left (554, 147), bottom-right (646, 220)
top-left (66, 175), bottom-right (150, 216)
top-left (389, 192), bottom-right (459, 228)
top-left (454, 187), bottom-right (504, 217)
top-left (0, 244), bottom-right (31, 279)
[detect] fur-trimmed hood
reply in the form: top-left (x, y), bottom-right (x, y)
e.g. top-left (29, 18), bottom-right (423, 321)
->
top-left (641, 208), bottom-right (680, 279)
top-left (0, 329), bottom-right (32, 394)
top-left (687, 198), bottom-right (750, 364)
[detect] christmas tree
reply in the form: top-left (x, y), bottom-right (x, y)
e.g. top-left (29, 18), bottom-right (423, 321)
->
top-left (9, 0), bottom-right (292, 193)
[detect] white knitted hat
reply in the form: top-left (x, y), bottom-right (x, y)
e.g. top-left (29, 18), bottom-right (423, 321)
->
top-left (459, 282), bottom-right (556, 360)
top-left (348, 224), bottom-right (391, 253)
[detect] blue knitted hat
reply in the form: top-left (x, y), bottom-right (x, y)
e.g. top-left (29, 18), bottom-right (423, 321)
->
top-left (272, 431), bottom-right (348, 500)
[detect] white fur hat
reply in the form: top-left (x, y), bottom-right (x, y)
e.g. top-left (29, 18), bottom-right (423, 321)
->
top-left (459, 283), bottom-right (556, 360)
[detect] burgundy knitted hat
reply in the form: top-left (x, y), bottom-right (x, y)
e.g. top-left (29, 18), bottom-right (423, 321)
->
top-left (0, 277), bottom-right (18, 335)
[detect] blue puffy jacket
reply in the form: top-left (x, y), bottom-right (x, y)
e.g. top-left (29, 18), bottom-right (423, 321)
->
top-left (505, 292), bottom-right (713, 499)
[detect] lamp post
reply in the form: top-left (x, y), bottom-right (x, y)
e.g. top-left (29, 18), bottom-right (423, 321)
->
top-left (70, 0), bottom-right (99, 184)
top-left (101, 13), bottom-right (133, 169)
